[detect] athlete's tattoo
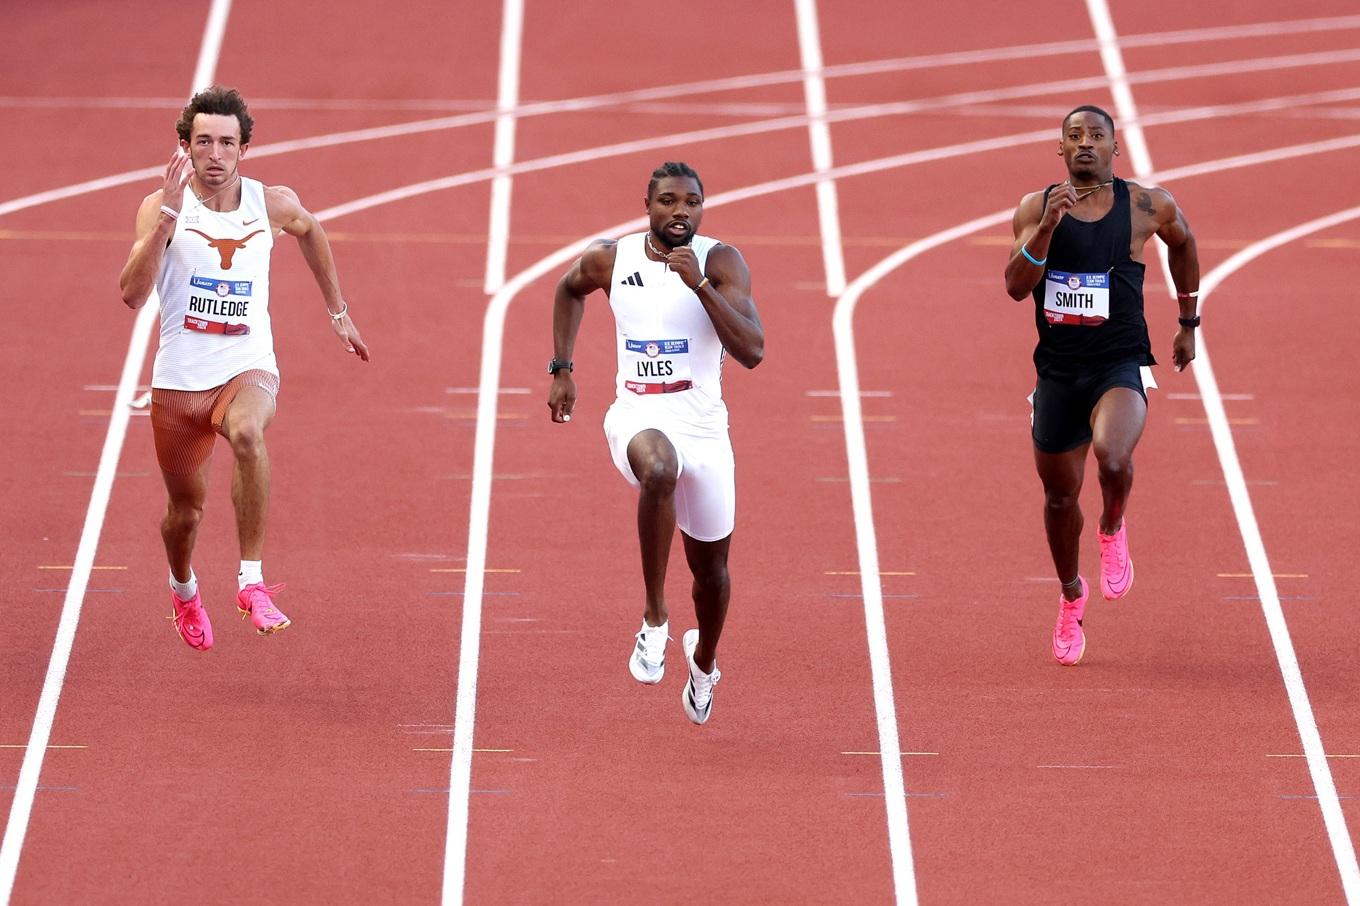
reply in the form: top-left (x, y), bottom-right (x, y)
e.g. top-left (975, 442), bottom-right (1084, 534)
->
top-left (1136, 192), bottom-right (1157, 216)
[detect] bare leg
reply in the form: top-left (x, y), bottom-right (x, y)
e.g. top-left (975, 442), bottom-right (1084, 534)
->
top-left (1035, 443), bottom-right (1089, 601)
top-left (160, 462), bottom-right (211, 582)
top-left (221, 386), bottom-right (276, 561)
top-left (680, 532), bottom-right (731, 673)
top-left (626, 429), bottom-right (679, 627)
top-left (1091, 387), bottom-right (1147, 535)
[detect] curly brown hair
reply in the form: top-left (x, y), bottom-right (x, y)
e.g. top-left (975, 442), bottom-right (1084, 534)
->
top-left (175, 86), bottom-right (254, 144)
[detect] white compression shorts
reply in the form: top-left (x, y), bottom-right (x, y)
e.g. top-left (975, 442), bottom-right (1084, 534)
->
top-left (602, 403), bottom-right (736, 543)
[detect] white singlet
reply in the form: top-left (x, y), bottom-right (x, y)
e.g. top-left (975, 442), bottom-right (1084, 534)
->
top-left (152, 176), bottom-right (278, 390)
top-left (608, 232), bottom-right (727, 431)
top-left (602, 232), bottom-right (736, 542)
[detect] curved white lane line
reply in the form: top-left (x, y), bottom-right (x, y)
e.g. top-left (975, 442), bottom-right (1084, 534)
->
top-left (828, 134), bottom-right (1360, 906)
top-left (1194, 208), bottom-right (1360, 904)
top-left (795, 0), bottom-right (847, 296)
top-left (7, 35), bottom-right (1360, 221)
top-left (434, 117), bottom-right (1360, 902)
top-left (483, 0), bottom-right (523, 295)
top-left (1088, 1), bottom-right (1360, 899)
top-left (0, 2), bottom-right (233, 901)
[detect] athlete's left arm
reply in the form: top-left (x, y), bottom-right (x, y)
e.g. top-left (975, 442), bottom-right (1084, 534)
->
top-left (1153, 187), bottom-right (1200, 372)
top-left (267, 185), bottom-right (370, 362)
top-left (696, 244), bottom-right (764, 369)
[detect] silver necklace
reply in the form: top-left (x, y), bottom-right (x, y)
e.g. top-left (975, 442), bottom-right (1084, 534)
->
top-left (645, 232), bottom-right (670, 259)
top-left (189, 171), bottom-right (241, 211)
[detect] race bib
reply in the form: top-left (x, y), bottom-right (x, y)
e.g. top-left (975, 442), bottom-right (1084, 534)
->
top-left (1043, 270), bottom-right (1109, 326)
top-left (623, 338), bottom-right (693, 394)
top-left (183, 274), bottom-right (252, 335)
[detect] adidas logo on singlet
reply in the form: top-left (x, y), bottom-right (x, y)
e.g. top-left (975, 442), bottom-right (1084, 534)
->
top-left (621, 271), bottom-right (644, 287)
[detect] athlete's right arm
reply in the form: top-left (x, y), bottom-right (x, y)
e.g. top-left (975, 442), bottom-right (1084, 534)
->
top-left (1004, 186), bottom-right (1073, 301)
top-left (548, 239), bottom-right (614, 423)
top-left (118, 192), bottom-right (176, 309)
top-left (120, 149), bottom-right (194, 309)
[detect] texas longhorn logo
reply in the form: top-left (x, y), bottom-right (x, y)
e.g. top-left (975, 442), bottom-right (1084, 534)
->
top-left (186, 228), bottom-right (265, 269)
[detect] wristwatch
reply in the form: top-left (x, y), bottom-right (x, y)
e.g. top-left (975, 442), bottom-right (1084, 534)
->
top-left (548, 358), bottom-right (573, 375)
top-left (1178, 315), bottom-right (1201, 329)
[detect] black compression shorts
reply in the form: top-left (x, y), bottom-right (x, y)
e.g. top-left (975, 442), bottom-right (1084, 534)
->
top-left (1031, 359), bottom-right (1147, 454)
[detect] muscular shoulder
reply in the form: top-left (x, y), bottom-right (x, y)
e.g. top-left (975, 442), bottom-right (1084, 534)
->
top-left (1124, 181), bottom-right (1178, 221)
top-left (577, 238), bottom-right (617, 285)
top-left (705, 241), bottom-right (748, 277)
top-left (264, 184), bottom-right (303, 217)
top-left (1012, 187), bottom-right (1051, 232)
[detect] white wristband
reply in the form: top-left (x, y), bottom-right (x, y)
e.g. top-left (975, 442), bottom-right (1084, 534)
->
top-left (159, 205), bottom-right (179, 220)
top-left (329, 302), bottom-right (348, 321)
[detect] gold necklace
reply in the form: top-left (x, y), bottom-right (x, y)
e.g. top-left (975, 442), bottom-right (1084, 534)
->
top-left (1072, 179), bottom-right (1113, 201)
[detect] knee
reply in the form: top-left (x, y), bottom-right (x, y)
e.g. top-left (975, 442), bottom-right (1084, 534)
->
top-left (1043, 489), bottom-right (1080, 513)
top-left (692, 561), bottom-right (730, 597)
top-left (1094, 446), bottom-right (1133, 479)
top-left (163, 500), bottom-right (203, 534)
top-left (229, 424), bottom-right (267, 462)
top-left (636, 457), bottom-right (677, 495)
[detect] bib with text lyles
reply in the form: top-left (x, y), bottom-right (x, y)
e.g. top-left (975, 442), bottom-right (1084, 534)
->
top-left (1043, 270), bottom-right (1110, 326)
top-left (622, 338), bottom-right (693, 394)
top-left (183, 273), bottom-right (253, 335)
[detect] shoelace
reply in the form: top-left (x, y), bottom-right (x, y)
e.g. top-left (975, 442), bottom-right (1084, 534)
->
top-left (1101, 531), bottom-right (1126, 570)
top-left (242, 582), bottom-right (286, 618)
top-left (635, 626), bottom-right (670, 663)
top-left (1056, 600), bottom-right (1082, 642)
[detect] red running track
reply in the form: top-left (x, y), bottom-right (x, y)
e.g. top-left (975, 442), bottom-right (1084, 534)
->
top-left (2, 1), bottom-right (1359, 902)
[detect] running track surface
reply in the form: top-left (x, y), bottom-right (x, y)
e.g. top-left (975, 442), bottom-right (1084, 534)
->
top-left (2, 1), bottom-right (1359, 903)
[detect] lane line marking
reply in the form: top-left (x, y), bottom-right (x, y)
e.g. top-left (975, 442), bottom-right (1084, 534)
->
top-left (0, 3), bottom-right (232, 899)
top-left (825, 570), bottom-right (916, 576)
top-left (482, 0), bottom-right (523, 295)
top-left (795, 0), bottom-right (847, 296)
top-left (1219, 573), bottom-right (1308, 579)
top-left (1086, 1), bottom-right (1360, 900)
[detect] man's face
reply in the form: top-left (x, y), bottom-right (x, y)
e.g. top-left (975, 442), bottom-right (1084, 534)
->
top-left (181, 113), bottom-right (246, 188)
top-left (1060, 112), bottom-right (1116, 180)
top-left (646, 176), bottom-right (703, 248)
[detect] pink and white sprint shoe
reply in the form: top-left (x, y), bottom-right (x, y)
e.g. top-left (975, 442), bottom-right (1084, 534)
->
top-left (1098, 521), bottom-right (1135, 600)
top-left (1052, 577), bottom-right (1088, 667)
top-left (170, 590), bottom-right (213, 652)
top-left (236, 582), bottom-right (291, 635)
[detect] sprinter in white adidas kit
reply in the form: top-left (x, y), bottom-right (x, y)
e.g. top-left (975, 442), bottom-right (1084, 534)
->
top-left (548, 163), bottom-right (764, 725)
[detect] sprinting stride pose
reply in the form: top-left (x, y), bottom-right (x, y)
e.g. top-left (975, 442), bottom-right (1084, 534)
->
top-left (1004, 105), bottom-right (1200, 666)
top-left (547, 162), bottom-right (764, 723)
top-left (120, 86), bottom-right (369, 651)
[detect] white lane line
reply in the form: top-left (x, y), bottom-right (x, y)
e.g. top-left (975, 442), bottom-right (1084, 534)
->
top-left (795, 0), bottom-right (847, 296)
top-left (1088, 0), bottom-right (1359, 900)
top-left (7, 26), bottom-right (1360, 221)
top-left (821, 120), bottom-right (1360, 906)
top-left (483, 0), bottom-right (523, 295)
top-left (1196, 206), bottom-right (1360, 901)
top-left (0, 3), bottom-right (233, 901)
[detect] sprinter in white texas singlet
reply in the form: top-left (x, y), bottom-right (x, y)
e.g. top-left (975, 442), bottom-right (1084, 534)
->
top-left (547, 162), bottom-right (764, 725)
top-left (119, 86), bottom-right (369, 652)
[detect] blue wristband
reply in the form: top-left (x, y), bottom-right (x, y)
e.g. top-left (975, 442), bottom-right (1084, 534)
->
top-left (1021, 245), bottom-right (1047, 267)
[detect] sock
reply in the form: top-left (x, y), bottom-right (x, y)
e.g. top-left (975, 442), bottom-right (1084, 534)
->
top-left (238, 560), bottom-right (263, 590)
top-left (170, 570), bottom-right (198, 601)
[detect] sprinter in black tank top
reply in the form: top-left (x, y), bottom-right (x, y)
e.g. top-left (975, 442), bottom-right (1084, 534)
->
top-left (1003, 105), bottom-right (1202, 667)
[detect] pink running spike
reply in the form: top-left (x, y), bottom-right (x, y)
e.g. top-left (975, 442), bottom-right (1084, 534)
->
top-left (1098, 521), bottom-right (1135, 600)
top-left (236, 582), bottom-right (291, 635)
top-left (1051, 577), bottom-right (1088, 666)
top-left (171, 590), bottom-right (213, 651)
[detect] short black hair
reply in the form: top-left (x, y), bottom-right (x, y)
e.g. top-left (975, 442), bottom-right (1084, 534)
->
top-left (647, 161), bottom-right (703, 200)
top-left (176, 86), bottom-right (254, 144)
top-left (1063, 105), bottom-right (1114, 132)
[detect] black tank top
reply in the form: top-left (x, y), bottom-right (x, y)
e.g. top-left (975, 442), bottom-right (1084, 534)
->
top-left (1030, 177), bottom-right (1152, 376)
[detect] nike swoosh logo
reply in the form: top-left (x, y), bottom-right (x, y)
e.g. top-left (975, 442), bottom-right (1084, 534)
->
top-left (244, 218), bottom-right (259, 226)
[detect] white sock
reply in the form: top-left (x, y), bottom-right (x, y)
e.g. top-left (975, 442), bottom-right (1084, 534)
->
top-left (170, 570), bottom-right (198, 601)
top-left (238, 560), bottom-right (263, 590)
